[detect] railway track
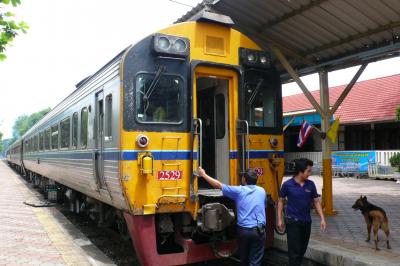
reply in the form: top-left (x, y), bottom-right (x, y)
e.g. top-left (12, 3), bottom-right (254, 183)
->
top-left (58, 206), bottom-right (324, 266)
top-left (12, 167), bottom-right (323, 266)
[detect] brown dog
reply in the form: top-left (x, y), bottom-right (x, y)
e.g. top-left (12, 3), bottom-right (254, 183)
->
top-left (352, 196), bottom-right (391, 250)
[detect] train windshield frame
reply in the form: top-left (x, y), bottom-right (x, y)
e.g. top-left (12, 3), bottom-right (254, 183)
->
top-left (245, 79), bottom-right (277, 128)
top-left (135, 72), bottom-right (184, 125)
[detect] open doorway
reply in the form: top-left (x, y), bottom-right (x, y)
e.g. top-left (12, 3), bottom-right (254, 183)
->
top-left (196, 77), bottom-right (230, 188)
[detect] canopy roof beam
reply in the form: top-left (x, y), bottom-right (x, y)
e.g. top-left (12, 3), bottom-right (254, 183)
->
top-left (280, 41), bottom-right (400, 80)
top-left (330, 63), bottom-right (368, 115)
top-left (306, 21), bottom-right (400, 56)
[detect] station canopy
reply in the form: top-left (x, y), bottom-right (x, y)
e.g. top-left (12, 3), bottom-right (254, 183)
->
top-left (176, 0), bottom-right (400, 80)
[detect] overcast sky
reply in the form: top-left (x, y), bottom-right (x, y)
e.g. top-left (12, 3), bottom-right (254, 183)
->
top-left (1, 0), bottom-right (399, 139)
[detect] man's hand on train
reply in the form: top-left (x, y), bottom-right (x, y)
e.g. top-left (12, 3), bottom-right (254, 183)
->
top-left (198, 166), bottom-right (206, 177)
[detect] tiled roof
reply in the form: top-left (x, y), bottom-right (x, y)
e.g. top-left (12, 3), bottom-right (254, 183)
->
top-left (283, 74), bottom-right (400, 124)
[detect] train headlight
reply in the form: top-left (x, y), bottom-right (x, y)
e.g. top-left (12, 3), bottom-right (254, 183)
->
top-left (173, 39), bottom-right (187, 53)
top-left (137, 134), bottom-right (149, 148)
top-left (153, 34), bottom-right (189, 57)
top-left (247, 53), bottom-right (257, 63)
top-left (239, 48), bottom-right (271, 68)
top-left (269, 137), bottom-right (279, 149)
top-left (157, 37), bottom-right (170, 50)
top-left (259, 55), bottom-right (268, 64)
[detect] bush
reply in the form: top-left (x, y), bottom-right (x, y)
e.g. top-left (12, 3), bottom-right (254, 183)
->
top-left (389, 153), bottom-right (400, 172)
top-left (396, 106), bottom-right (400, 121)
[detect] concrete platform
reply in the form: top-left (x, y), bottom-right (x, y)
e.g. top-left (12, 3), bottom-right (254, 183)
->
top-left (274, 175), bottom-right (400, 266)
top-left (0, 161), bottom-right (115, 266)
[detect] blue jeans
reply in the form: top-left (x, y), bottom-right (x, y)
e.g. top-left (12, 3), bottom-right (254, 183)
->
top-left (237, 226), bottom-right (266, 266)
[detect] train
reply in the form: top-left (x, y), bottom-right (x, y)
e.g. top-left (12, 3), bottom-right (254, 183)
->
top-left (5, 12), bottom-right (284, 266)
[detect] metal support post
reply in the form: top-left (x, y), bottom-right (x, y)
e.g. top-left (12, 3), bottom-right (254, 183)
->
top-left (319, 70), bottom-right (336, 216)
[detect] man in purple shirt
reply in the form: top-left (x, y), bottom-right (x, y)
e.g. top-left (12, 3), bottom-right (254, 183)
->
top-left (277, 158), bottom-right (326, 266)
top-left (197, 166), bottom-right (266, 266)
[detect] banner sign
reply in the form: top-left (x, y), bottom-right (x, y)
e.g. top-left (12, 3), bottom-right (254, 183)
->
top-left (331, 151), bottom-right (376, 173)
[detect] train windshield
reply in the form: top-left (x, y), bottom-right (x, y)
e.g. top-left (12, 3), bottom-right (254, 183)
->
top-left (245, 79), bottom-right (276, 128)
top-left (135, 73), bottom-right (183, 123)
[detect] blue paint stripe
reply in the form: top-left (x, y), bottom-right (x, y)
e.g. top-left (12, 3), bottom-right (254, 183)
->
top-left (122, 151), bottom-right (194, 161)
top-left (229, 150), bottom-right (284, 159)
top-left (249, 150), bottom-right (284, 159)
top-left (26, 151), bottom-right (120, 160)
top-left (23, 150), bottom-right (284, 161)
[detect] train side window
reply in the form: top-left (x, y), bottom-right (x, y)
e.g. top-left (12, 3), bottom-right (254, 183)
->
top-left (39, 132), bottom-right (44, 151)
top-left (215, 93), bottom-right (225, 139)
top-left (51, 124), bottom-right (59, 150)
top-left (60, 117), bottom-right (70, 149)
top-left (80, 107), bottom-right (88, 148)
top-left (72, 112), bottom-right (78, 149)
top-left (105, 94), bottom-right (112, 141)
top-left (44, 128), bottom-right (50, 150)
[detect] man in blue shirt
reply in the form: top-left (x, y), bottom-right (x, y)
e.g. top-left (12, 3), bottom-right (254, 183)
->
top-left (277, 158), bottom-right (326, 266)
top-left (197, 166), bottom-right (266, 266)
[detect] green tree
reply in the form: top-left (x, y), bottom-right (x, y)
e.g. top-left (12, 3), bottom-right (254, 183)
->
top-left (396, 106), bottom-right (400, 122)
top-left (0, 0), bottom-right (28, 60)
top-left (1, 138), bottom-right (13, 153)
top-left (11, 107), bottom-right (51, 141)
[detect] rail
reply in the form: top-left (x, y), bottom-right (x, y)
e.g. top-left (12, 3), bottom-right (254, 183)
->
top-left (193, 118), bottom-right (203, 167)
top-left (190, 118), bottom-right (203, 202)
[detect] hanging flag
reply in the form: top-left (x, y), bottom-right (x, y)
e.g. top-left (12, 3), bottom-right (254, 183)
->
top-left (297, 121), bottom-right (313, 148)
top-left (327, 118), bottom-right (340, 143)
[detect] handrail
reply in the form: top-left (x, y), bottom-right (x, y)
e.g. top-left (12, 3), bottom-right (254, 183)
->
top-left (193, 118), bottom-right (203, 167)
top-left (190, 118), bottom-right (203, 202)
top-left (237, 119), bottom-right (250, 170)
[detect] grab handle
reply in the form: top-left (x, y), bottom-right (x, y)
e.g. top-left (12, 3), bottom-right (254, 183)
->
top-left (237, 119), bottom-right (250, 170)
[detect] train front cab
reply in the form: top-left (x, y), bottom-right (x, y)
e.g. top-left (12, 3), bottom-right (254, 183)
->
top-left (121, 20), bottom-right (284, 266)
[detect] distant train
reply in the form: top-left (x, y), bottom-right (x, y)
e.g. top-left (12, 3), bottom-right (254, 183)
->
top-left (6, 13), bottom-right (284, 266)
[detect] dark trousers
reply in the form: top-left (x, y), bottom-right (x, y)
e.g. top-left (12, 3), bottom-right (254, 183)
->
top-left (237, 226), bottom-right (266, 266)
top-left (286, 218), bottom-right (312, 266)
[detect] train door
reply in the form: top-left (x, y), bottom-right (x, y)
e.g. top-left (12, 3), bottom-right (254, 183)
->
top-left (94, 91), bottom-right (106, 189)
top-left (194, 67), bottom-right (236, 191)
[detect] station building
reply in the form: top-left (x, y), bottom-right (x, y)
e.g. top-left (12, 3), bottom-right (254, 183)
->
top-left (283, 74), bottom-right (400, 166)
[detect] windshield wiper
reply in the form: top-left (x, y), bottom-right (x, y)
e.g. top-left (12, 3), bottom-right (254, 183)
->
top-left (143, 65), bottom-right (166, 103)
top-left (247, 79), bottom-right (263, 106)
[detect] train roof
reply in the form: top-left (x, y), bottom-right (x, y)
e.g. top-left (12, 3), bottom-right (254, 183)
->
top-left (20, 47), bottom-right (130, 140)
